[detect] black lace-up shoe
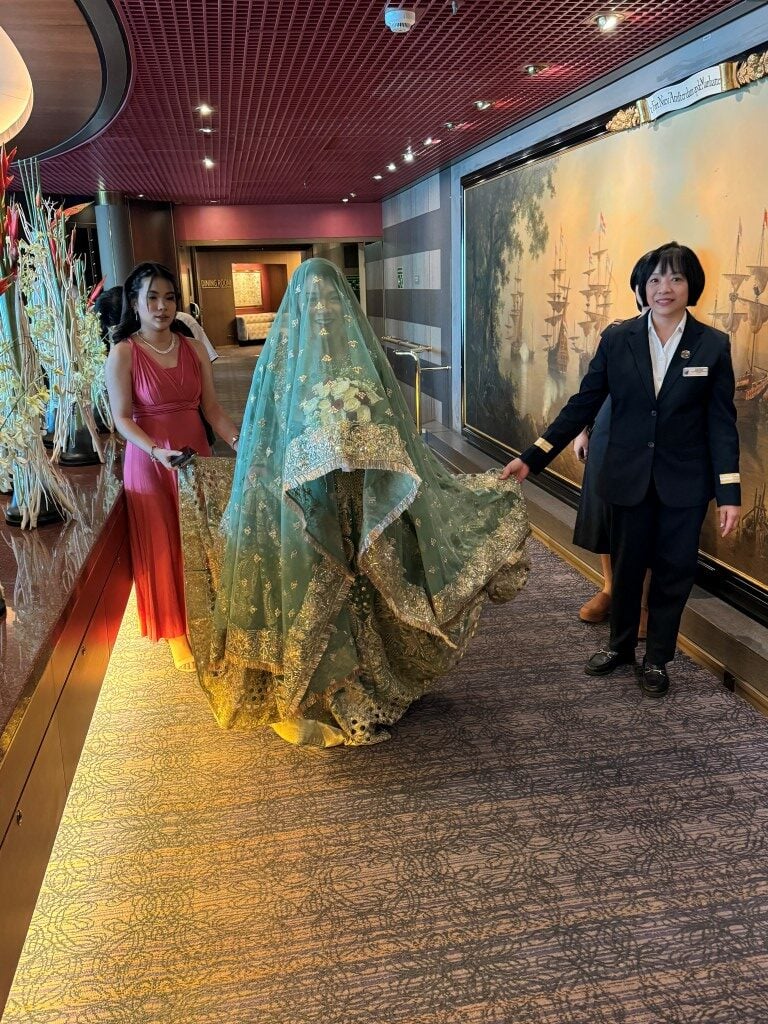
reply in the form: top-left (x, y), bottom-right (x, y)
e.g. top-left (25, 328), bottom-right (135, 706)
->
top-left (584, 648), bottom-right (636, 676)
top-left (639, 658), bottom-right (670, 697)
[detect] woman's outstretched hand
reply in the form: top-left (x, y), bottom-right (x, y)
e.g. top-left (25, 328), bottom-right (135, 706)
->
top-left (500, 458), bottom-right (529, 482)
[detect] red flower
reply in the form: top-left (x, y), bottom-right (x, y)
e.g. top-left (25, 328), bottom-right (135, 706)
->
top-left (0, 270), bottom-right (17, 297)
top-left (5, 205), bottom-right (20, 259)
top-left (54, 202), bottom-right (91, 221)
top-left (0, 146), bottom-right (16, 191)
top-left (87, 275), bottom-right (107, 307)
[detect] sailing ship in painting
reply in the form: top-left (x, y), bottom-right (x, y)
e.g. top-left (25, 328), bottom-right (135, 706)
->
top-left (543, 238), bottom-right (570, 375)
top-left (740, 483), bottom-right (768, 551)
top-left (710, 212), bottom-right (768, 423)
top-left (574, 215), bottom-right (614, 376)
top-left (504, 266), bottom-right (531, 360)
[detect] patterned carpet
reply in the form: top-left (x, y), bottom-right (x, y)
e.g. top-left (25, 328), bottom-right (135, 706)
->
top-left (5, 539), bottom-right (768, 1023)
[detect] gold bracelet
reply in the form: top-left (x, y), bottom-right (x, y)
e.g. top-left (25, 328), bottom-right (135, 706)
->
top-left (230, 433), bottom-right (240, 448)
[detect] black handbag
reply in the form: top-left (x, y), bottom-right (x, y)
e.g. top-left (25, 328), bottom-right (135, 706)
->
top-left (199, 408), bottom-right (216, 447)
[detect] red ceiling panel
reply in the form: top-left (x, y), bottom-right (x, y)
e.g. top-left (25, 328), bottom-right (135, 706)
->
top-left (36, 0), bottom-right (744, 205)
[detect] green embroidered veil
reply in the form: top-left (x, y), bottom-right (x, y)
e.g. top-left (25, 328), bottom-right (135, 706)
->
top-left (179, 258), bottom-right (528, 747)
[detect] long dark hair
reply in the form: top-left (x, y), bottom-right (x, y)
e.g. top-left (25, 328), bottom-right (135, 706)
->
top-left (113, 262), bottom-right (192, 342)
top-left (93, 285), bottom-right (123, 350)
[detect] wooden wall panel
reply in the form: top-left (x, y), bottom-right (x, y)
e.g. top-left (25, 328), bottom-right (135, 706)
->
top-left (0, 0), bottom-right (102, 159)
top-left (129, 202), bottom-right (179, 280)
top-left (0, 715), bottom-right (66, 1005)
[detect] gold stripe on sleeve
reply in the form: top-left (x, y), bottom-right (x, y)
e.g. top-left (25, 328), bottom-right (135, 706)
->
top-left (719, 472), bottom-right (740, 485)
top-left (534, 437), bottom-right (553, 453)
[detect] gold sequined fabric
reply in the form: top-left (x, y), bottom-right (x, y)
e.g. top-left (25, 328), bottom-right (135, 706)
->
top-left (179, 259), bottom-right (529, 747)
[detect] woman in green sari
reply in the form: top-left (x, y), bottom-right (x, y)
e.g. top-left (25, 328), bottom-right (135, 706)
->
top-left (179, 258), bottom-right (529, 747)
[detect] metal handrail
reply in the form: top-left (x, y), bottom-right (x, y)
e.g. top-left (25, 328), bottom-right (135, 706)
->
top-left (381, 336), bottom-right (451, 433)
top-left (380, 335), bottom-right (432, 354)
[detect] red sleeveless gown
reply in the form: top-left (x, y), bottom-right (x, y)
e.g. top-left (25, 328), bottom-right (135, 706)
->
top-left (124, 336), bottom-right (212, 641)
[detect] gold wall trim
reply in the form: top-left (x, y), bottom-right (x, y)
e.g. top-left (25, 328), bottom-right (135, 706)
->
top-left (606, 49), bottom-right (768, 133)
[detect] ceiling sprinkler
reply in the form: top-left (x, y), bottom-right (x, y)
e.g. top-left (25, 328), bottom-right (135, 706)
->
top-left (384, 4), bottom-right (416, 33)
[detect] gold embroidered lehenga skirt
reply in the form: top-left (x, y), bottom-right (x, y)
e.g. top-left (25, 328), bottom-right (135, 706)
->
top-left (177, 257), bottom-right (529, 748)
top-left (179, 456), bottom-right (528, 748)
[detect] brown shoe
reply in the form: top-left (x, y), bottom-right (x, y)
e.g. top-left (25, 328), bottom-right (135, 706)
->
top-left (579, 590), bottom-right (611, 623)
top-left (638, 606), bottom-right (649, 641)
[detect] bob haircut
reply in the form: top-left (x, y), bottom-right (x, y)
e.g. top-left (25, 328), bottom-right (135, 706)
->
top-left (629, 251), bottom-right (655, 311)
top-left (113, 262), bottom-right (191, 342)
top-left (636, 242), bottom-right (706, 306)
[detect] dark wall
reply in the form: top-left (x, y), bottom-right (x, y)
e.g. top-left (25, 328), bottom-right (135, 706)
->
top-left (128, 201), bottom-right (178, 278)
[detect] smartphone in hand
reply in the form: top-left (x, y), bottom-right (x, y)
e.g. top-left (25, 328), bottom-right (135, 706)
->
top-left (168, 446), bottom-right (197, 469)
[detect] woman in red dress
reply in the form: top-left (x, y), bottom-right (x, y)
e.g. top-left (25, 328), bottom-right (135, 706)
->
top-left (106, 263), bottom-right (240, 671)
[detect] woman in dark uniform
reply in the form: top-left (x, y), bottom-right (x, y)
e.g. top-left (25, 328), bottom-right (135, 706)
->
top-left (572, 253), bottom-right (654, 633)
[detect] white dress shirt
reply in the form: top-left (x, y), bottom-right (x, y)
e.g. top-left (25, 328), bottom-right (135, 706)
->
top-left (648, 311), bottom-right (686, 396)
top-left (176, 311), bottom-right (218, 362)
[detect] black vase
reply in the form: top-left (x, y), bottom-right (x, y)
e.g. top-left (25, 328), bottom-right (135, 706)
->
top-left (59, 423), bottom-right (102, 466)
top-left (5, 490), bottom-right (65, 528)
top-left (95, 411), bottom-right (112, 435)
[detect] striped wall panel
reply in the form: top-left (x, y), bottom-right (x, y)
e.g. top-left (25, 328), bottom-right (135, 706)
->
top-left (365, 171), bottom-right (452, 427)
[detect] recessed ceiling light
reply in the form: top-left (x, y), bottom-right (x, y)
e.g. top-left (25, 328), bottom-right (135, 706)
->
top-left (197, 103), bottom-right (214, 115)
top-left (198, 127), bottom-right (215, 134)
top-left (342, 197), bottom-right (349, 203)
top-left (203, 157), bottom-right (215, 168)
top-left (137, 193), bottom-right (145, 198)
top-left (474, 99), bottom-right (493, 111)
top-left (403, 148), bottom-right (415, 163)
top-left (424, 137), bottom-right (434, 145)
top-left (444, 121), bottom-right (455, 130)
top-left (387, 162), bottom-right (397, 171)
top-left (591, 10), bottom-right (622, 31)
top-left (373, 173), bottom-right (383, 180)
top-left (349, 192), bottom-right (356, 197)
top-left (524, 63), bottom-right (547, 76)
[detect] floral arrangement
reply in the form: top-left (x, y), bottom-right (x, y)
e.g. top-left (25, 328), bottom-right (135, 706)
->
top-left (0, 146), bottom-right (75, 527)
top-left (17, 158), bottom-right (108, 462)
top-left (300, 374), bottom-right (383, 427)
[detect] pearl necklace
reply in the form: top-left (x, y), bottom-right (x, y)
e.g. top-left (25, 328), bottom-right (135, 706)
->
top-left (137, 330), bottom-right (177, 355)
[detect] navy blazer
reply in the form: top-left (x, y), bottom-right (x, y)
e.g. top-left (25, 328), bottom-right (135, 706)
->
top-left (520, 312), bottom-right (741, 508)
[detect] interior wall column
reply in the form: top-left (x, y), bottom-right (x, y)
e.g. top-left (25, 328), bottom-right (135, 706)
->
top-left (95, 190), bottom-right (133, 287)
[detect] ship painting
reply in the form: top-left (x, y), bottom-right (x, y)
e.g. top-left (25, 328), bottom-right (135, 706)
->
top-left (574, 215), bottom-right (614, 377)
top-left (740, 483), bottom-right (768, 552)
top-left (543, 238), bottom-right (570, 376)
top-left (711, 213), bottom-right (768, 421)
top-left (504, 266), bottom-right (531, 361)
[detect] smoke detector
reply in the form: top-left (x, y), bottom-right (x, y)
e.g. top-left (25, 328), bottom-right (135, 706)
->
top-left (384, 5), bottom-right (416, 32)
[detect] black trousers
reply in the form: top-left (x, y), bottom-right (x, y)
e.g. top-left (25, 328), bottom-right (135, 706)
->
top-left (608, 480), bottom-right (708, 665)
